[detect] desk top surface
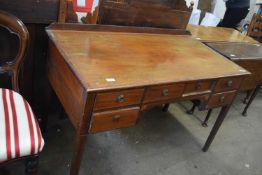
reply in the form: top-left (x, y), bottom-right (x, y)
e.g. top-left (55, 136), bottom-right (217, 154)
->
top-left (206, 42), bottom-right (262, 60)
top-left (47, 24), bottom-right (249, 91)
top-left (187, 25), bottom-right (258, 43)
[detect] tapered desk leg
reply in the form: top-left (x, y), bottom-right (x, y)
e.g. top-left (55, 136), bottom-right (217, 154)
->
top-left (202, 109), bottom-right (213, 127)
top-left (242, 85), bottom-right (260, 117)
top-left (202, 105), bottom-right (230, 152)
top-left (70, 133), bottom-right (87, 175)
top-left (243, 90), bottom-right (252, 104)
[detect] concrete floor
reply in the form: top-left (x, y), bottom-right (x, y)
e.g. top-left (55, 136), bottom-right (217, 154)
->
top-left (1, 91), bottom-right (261, 175)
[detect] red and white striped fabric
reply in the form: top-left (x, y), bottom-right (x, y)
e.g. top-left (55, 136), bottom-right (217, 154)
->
top-left (0, 88), bottom-right (44, 163)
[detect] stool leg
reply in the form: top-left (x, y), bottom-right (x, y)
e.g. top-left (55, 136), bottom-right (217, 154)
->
top-left (25, 156), bottom-right (39, 175)
top-left (243, 90), bottom-right (252, 104)
top-left (242, 86), bottom-right (260, 117)
top-left (162, 104), bottom-right (170, 112)
top-left (202, 109), bottom-right (213, 127)
top-left (187, 103), bottom-right (197, 115)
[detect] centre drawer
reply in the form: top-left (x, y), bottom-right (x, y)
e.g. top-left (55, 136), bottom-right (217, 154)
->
top-left (184, 80), bottom-right (213, 94)
top-left (94, 89), bottom-right (144, 111)
top-left (90, 107), bottom-right (140, 133)
top-left (144, 83), bottom-right (185, 103)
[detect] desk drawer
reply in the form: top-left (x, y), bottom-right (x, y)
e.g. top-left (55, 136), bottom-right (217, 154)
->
top-left (144, 83), bottom-right (184, 103)
top-left (215, 77), bottom-right (242, 92)
top-left (207, 91), bottom-right (236, 109)
top-left (184, 81), bottom-right (213, 94)
top-left (94, 89), bottom-right (144, 111)
top-left (90, 107), bottom-right (140, 133)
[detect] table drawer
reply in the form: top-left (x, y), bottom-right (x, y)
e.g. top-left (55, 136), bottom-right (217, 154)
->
top-left (90, 107), bottom-right (140, 133)
top-left (94, 89), bottom-right (144, 111)
top-left (144, 83), bottom-right (185, 103)
top-left (207, 91), bottom-right (236, 109)
top-left (184, 81), bottom-right (213, 94)
top-left (215, 77), bottom-right (242, 92)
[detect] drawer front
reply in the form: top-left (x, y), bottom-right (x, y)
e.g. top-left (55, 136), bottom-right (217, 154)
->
top-left (94, 89), bottom-right (144, 111)
top-left (215, 77), bottom-right (242, 92)
top-left (144, 83), bottom-right (185, 103)
top-left (207, 91), bottom-right (236, 109)
top-left (184, 81), bottom-right (213, 94)
top-left (90, 107), bottom-right (140, 133)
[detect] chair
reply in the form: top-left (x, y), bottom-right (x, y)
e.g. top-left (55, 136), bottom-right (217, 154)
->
top-left (0, 10), bottom-right (44, 175)
top-left (247, 13), bottom-right (262, 43)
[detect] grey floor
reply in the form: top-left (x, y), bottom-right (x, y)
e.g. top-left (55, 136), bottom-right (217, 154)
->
top-left (1, 91), bottom-right (262, 175)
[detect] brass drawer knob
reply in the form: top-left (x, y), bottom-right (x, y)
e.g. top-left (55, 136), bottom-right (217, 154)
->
top-left (196, 83), bottom-right (201, 90)
top-left (112, 115), bottom-right (121, 122)
top-left (116, 95), bottom-right (125, 103)
top-left (162, 89), bottom-right (169, 96)
top-left (226, 80), bottom-right (233, 88)
top-left (220, 96), bottom-right (225, 103)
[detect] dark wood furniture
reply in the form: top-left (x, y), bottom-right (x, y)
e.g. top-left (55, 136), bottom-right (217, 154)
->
top-left (46, 23), bottom-right (249, 175)
top-left (96, 0), bottom-right (193, 29)
top-left (247, 13), bottom-right (262, 43)
top-left (0, 10), bottom-right (43, 175)
top-left (187, 25), bottom-right (262, 126)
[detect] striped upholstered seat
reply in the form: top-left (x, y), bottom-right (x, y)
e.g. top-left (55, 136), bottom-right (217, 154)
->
top-left (0, 88), bottom-right (44, 163)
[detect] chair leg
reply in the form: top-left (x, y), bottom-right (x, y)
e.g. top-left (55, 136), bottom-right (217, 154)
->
top-left (25, 156), bottom-right (39, 175)
top-left (162, 104), bottom-right (170, 112)
top-left (242, 85), bottom-right (260, 117)
top-left (243, 90), bottom-right (252, 104)
top-left (187, 103), bottom-right (197, 115)
top-left (202, 109), bottom-right (213, 127)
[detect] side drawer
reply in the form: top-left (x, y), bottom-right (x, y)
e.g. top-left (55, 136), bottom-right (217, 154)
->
top-left (144, 83), bottom-right (185, 103)
top-left (215, 77), bottom-right (242, 93)
top-left (207, 91), bottom-right (237, 109)
top-left (184, 80), bottom-right (213, 94)
top-left (90, 107), bottom-right (140, 133)
top-left (94, 89), bottom-right (144, 111)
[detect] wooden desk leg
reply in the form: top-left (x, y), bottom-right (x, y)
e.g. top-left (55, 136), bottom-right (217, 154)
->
top-left (202, 109), bottom-right (213, 127)
top-left (202, 105), bottom-right (230, 152)
top-left (70, 132), bottom-right (87, 175)
top-left (162, 104), bottom-right (170, 112)
top-left (242, 85), bottom-right (260, 117)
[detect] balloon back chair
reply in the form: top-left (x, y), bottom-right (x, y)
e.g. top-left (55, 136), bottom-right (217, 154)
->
top-left (0, 10), bottom-right (44, 175)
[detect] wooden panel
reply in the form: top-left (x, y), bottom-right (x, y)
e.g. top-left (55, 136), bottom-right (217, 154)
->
top-left (0, 0), bottom-right (60, 24)
top-left (90, 107), bottom-right (140, 133)
top-left (215, 77), bottom-right (242, 93)
top-left (98, 0), bottom-right (192, 29)
top-left (94, 89), bottom-right (144, 111)
top-left (207, 91), bottom-right (236, 109)
top-left (47, 40), bottom-right (86, 128)
top-left (144, 83), bottom-right (185, 103)
top-left (184, 80), bottom-right (213, 94)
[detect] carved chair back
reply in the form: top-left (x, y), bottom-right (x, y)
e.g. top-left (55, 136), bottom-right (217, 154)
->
top-left (0, 10), bottom-right (29, 92)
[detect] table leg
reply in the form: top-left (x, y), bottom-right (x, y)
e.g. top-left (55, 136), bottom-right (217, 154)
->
top-left (70, 133), bottom-right (87, 175)
top-left (202, 105), bottom-right (230, 152)
top-left (162, 104), bottom-right (170, 112)
top-left (202, 109), bottom-right (213, 127)
top-left (242, 85), bottom-right (260, 117)
top-left (243, 90), bottom-right (252, 104)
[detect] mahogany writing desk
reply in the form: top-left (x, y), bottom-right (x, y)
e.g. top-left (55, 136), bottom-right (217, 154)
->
top-left (46, 23), bottom-right (249, 175)
top-left (187, 25), bottom-right (261, 119)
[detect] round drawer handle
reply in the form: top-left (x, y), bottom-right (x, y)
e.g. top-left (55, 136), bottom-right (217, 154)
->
top-left (196, 83), bottom-right (201, 90)
top-left (116, 95), bottom-right (125, 103)
top-left (162, 89), bottom-right (169, 97)
top-left (227, 80), bottom-right (233, 88)
top-left (112, 115), bottom-right (121, 122)
top-left (220, 96), bottom-right (225, 103)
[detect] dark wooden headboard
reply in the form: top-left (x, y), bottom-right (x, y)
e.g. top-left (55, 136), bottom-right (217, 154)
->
top-left (97, 0), bottom-right (193, 29)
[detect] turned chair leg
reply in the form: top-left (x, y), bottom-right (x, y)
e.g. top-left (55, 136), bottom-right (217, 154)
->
top-left (202, 109), bottom-right (213, 127)
top-left (243, 90), bottom-right (252, 104)
top-left (162, 104), bottom-right (170, 112)
top-left (25, 156), bottom-right (39, 175)
top-left (242, 86), bottom-right (260, 117)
